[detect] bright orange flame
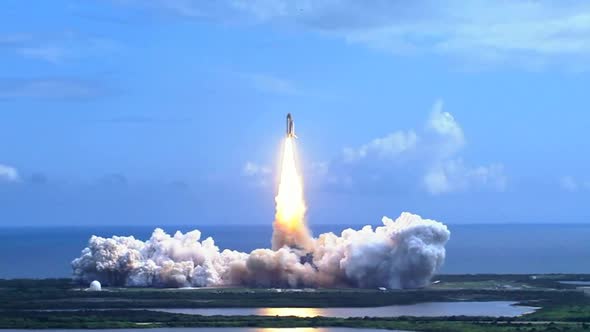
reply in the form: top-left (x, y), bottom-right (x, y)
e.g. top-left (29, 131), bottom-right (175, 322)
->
top-left (272, 137), bottom-right (312, 250)
top-left (275, 137), bottom-right (306, 230)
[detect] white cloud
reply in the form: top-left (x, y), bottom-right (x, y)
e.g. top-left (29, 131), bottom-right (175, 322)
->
top-left (334, 100), bottom-right (506, 195)
top-left (136, 0), bottom-right (590, 69)
top-left (0, 164), bottom-right (19, 182)
top-left (342, 130), bottom-right (418, 162)
top-left (422, 166), bottom-right (451, 195)
top-left (243, 161), bottom-right (272, 187)
top-left (424, 160), bottom-right (506, 195)
top-left (427, 100), bottom-right (464, 147)
top-left (243, 100), bottom-right (505, 195)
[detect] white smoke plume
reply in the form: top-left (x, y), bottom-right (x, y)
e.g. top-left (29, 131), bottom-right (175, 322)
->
top-left (72, 212), bottom-right (450, 289)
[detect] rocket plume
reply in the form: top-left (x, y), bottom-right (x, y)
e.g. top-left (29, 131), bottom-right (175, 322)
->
top-left (71, 114), bottom-right (451, 289)
top-left (72, 213), bottom-right (450, 288)
top-left (272, 137), bottom-right (312, 250)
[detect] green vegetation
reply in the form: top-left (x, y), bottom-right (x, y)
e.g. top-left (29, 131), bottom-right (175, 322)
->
top-left (434, 274), bottom-right (590, 290)
top-left (1, 274), bottom-right (589, 330)
top-left (2, 275), bottom-right (589, 310)
top-left (0, 310), bottom-right (589, 331)
top-left (526, 305), bottom-right (590, 322)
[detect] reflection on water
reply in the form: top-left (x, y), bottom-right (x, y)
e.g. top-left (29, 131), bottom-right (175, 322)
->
top-left (257, 329), bottom-right (390, 332)
top-left (260, 329), bottom-right (320, 332)
top-left (260, 308), bottom-right (322, 317)
top-left (153, 301), bottom-right (538, 318)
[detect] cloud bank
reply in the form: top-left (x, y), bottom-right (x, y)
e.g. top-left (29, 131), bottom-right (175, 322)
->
top-left (117, 0), bottom-right (590, 69)
top-left (243, 101), bottom-right (506, 195)
top-left (72, 212), bottom-right (450, 289)
top-left (296, 100), bottom-right (505, 195)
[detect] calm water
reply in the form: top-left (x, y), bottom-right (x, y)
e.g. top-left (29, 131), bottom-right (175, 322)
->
top-left (1, 224), bottom-right (590, 278)
top-left (150, 301), bottom-right (537, 318)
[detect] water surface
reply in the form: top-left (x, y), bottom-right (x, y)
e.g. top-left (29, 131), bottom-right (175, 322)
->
top-left (150, 301), bottom-right (537, 318)
top-left (1, 224), bottom-right (590, 278)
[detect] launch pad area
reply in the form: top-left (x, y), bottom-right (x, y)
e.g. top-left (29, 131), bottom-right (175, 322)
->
top-left (1, 274), bottom-right (590, 331)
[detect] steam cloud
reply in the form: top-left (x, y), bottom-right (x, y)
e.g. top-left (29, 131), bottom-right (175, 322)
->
top-left (72, 212), bottom-right (450, 289)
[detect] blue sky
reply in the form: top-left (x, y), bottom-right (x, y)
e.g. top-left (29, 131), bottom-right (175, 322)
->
top-left (1, 0), bottom-right (590, 226)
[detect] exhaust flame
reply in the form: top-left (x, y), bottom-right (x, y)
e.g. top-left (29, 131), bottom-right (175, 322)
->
top-left (276, 138), bottom-right (305, 225)
top-left (272, 137), bottom-right (312, 250)
top-left (71, 123), bottom-right (451, 289)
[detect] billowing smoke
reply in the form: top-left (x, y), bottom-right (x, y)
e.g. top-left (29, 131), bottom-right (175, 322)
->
top-left (72, 212), bottom-right (450, 289)
top-left (73, 136), bottom-right (450, 288)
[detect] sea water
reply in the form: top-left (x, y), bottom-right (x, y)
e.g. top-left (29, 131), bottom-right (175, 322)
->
top-left (0, 223), bottom-right (589, 278)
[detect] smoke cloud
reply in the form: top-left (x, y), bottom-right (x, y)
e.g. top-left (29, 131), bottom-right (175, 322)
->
top-left (72, 212), bottom-right (450, 289)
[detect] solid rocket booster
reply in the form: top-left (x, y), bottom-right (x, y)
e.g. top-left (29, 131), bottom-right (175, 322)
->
top-left (286, 113), bottom-right (297, 138)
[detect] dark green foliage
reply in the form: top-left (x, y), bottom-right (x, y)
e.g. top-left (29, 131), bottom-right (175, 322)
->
top-left (0, 311), bottom-right (589, 331)
top-left (2, 274), bottom-right (590, 330)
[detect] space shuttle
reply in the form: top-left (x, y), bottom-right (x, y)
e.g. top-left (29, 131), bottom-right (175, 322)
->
top-left (286, 113), bottom-right (297, 138)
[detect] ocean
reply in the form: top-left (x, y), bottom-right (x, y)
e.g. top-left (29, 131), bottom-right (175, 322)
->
top-left (0, 223), bottom-right (589, 279)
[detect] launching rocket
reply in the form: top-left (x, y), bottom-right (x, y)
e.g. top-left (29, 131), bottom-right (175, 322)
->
top-left (286, 113), bottom-right (297, 138)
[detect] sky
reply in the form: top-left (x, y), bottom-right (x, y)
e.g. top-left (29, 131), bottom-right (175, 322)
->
top-left (1, 0), bottom-right (590, 226)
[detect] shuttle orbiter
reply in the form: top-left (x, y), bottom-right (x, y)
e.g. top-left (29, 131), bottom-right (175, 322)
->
top-left (286, 113), bottom-right (297, 138)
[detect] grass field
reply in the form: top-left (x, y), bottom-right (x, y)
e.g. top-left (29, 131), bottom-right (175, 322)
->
top-left (1, 274), bottom-right (589, 331)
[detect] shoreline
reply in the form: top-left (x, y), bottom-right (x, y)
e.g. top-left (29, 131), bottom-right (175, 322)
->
top-left (1, 274), bottom-right (589, 331)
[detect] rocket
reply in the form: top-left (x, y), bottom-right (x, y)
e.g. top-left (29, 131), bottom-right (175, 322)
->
top-left (286, 113), bottom-right (297, 138)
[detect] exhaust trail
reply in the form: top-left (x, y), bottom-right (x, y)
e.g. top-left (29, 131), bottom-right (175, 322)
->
top-left (71, 113), bottom-right (451, 289)
top-left (272, 136), bottom-right (312, 250)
